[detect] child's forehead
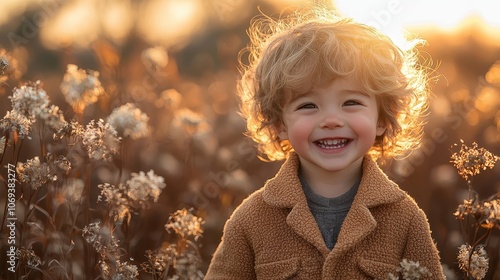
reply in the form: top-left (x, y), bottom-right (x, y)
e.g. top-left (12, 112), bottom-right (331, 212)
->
top-left (286, 77), bottom-right (370, 98)
top-left (320, 77), bottom-right (367, 92)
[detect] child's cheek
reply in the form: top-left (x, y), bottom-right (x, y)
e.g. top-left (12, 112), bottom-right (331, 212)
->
top-left (287, 118), bottom-right (314, 144)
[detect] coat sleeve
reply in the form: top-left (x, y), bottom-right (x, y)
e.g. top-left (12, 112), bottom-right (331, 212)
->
top-left (205, 211), bottom-right (256, 280)
top-left (403, 209), bottom-right (446, 280)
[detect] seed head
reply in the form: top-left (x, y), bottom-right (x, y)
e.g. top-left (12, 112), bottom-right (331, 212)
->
top-left (450, 140), bottom-right (498, 181)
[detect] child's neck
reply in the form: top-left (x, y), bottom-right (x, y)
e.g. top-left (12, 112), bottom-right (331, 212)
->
top-left (299, 158), bottom-right (363, 199)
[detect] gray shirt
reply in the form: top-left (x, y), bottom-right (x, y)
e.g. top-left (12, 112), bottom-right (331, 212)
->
top-left (299, 175), bottom-right (360, 250)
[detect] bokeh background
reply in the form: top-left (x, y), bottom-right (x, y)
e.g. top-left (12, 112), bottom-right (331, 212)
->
top-left (1, 0), bottom-right (500, 278)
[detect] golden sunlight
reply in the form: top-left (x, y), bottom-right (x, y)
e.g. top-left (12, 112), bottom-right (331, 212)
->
top-left (100, 0), bottom-right (134, 44)
top-left (0, 0), bottom-right (33, 27)
top-left (137, 0), bottom-right (206, 48)
top-left (40, 0), bottom-right (100, 49)
top-left (486, 61), bottom-right (500, 84)
top-left (333, 0), bottom-right (500, 46)
top-left (475, 86), bottom-right (500, 114)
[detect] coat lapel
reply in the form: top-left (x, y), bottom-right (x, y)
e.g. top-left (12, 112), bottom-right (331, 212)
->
top-left (331, 156), bottom-right (406, 257)
top-left (263, 154), bottom-right (330, 256)
top-left (286, 200), bottom-right (330, 256)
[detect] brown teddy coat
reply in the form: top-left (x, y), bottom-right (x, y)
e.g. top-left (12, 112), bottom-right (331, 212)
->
top-left (206, 153), bottom-right (445, 279)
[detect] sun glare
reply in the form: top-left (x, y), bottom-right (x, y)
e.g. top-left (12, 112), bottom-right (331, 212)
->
top-left (333, 0), bottom-right (500, 46)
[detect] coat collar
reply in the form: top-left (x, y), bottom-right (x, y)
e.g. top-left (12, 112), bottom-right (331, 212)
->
top-left (262, 153), bottom-right (406, 257)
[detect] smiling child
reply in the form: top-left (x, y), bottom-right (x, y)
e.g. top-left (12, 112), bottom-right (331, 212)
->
top-left (206, 6), bottom-right (445, 280)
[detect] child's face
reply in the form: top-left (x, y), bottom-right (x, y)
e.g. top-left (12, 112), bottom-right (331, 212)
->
top-left (278, 77), bottom-right (386, 176)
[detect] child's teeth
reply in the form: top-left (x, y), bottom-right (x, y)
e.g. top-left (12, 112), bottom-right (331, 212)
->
top-left (317, 139), bottom-right (348, 149)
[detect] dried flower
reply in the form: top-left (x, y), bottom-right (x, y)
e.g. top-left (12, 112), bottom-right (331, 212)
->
top-left (165, 208), bottom-right (204, 241)
top-left (60, 64), bottom-right (104, 113)
top-left (401, 259), bottom-right (430, 279)
top-left (454, 197), bottom-right (500, 230)
top-left (82, 221), bottom-right (101, 245)
top-left (98, 259), bottom-right (139, 280)
top-left (16, 153), bottom-right (71, 190)
top-left (0, 49), bottom-right (21, 81)
top-left (17, 156), bottom-right (54, 190)
top-left (98, 170), bottom-right (165, 221)
top-left (142, 244), bottom-right (177, 274)
top-left (82, 221), bottom-right (119, 256)
top-left (53, 120), bottom-right (84, 141)
top-left (2, 83), bottom-right (50, 138)
top-left (82, 119), bottom-right (121, 161)
top-left (112, 260), bottom-right (139, 280)
top-left (98, 183), bottom-right (131, 221)
top-left (457, 244), bottom-right (489, 280)
top-left (1, 110), bottom-right (33, 138)
top-left (9, 81), bottom-right (50, 121)
top-left (99, 260), bottom-right (111, 279)
top-left (47, 153), bottom-right (71, 175)
top-left (450, 140), bottom-right (499, 181)
top-left (126, 170), bottom-right (166, 204)
top-left (16, 247), bottom-right (43, 268)
top-left (37, 104), bottom-right (67, 132)
top-left (475, 199), bottom-right (500, 229)
top-left (106, 103), bottom-right (150, 139)
top-left (454, 198), bottom-right (476, 220)
top-left (387, 259), bottom-right (431, 280)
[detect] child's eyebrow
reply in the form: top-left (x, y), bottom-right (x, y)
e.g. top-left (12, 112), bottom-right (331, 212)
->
top-left (339, 89), bottom-right (370, 97)
top-left (288, 91), bottom-right (312, 102)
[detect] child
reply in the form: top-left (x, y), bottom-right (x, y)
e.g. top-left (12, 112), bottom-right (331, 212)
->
top-left (206, 7), bottom-right (445, 280)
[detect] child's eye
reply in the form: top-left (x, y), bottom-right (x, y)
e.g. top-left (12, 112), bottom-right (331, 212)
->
top-left (343, 100), bottom-right (362, 106)
top-left (297, 103), bottom-right (317, 110)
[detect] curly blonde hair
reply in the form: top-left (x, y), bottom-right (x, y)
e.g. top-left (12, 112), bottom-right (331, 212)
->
top-left (238, 7), bottom-right (430, 161)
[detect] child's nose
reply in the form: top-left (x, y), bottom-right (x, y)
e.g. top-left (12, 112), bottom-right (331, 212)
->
top-left (319, 110), bottom-right (344, 129)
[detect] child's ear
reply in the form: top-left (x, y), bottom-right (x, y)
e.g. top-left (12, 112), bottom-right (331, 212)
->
top-left (275, 125), bottom-right (289, 140)
top-left (376, 122), bottom-right (386, 136)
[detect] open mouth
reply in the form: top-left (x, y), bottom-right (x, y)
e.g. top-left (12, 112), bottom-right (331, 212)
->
top-left (315, 138), bottom-right (350, 149)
